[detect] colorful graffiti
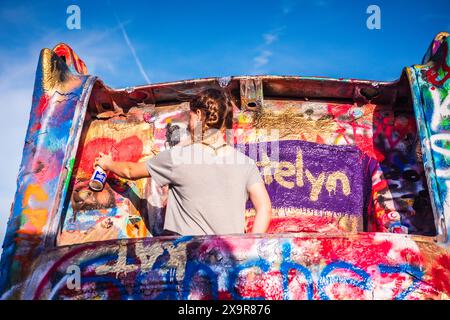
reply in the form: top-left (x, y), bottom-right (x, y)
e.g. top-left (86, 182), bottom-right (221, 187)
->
top-left (57, 94), bottom-right (435, 244)
top-left (241, 140), bottom-right (374, 234)
top-left (56, 101), bottom-right (193, 245)
top-left (233, 100), bottom-right (434, 235)
top-left (57, 114), bottom-right (153, 245)
top-left (14, 233), bottom-right (450, 300)
top-left (1, 35), bottom-right (450, 300)
top-left (408, 32), bottom-right (450, 242)
top-left (0, 44), bottom-right (94, 292)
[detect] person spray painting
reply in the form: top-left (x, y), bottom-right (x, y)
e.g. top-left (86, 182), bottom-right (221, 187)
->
top-left (94, 88), bottom-right (272, 236)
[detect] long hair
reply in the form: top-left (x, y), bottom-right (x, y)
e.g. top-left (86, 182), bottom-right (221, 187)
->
top-left (190, 88), bottom-right (233, 139)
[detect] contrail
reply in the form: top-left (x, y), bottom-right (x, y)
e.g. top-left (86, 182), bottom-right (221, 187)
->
top-left (117, 21), bottom-right (151, 84)
top-left (108, 1), bottom-right (151, 84)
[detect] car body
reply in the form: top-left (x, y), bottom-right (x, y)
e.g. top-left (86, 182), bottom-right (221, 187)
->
top-left (1, 33), bottom-right (450, 300)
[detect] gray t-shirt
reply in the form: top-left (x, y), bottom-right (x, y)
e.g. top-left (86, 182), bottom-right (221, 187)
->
top-left (145, 143), bottom-right (263, 235)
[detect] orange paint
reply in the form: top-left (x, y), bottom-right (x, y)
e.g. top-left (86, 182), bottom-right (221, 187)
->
top-left (19, 184), bottom-right (49, 235)
top-left (126, 219), bottom-right (147, 238)
top-left (23, 184), bottom-right (48, 206)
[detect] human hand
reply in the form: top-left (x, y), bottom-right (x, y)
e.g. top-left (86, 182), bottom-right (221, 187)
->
top-left (93, 152), bottom-right (113, 171)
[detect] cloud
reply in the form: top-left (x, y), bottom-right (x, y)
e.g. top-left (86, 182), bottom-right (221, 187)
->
top-left (252, 26), bottom-right (285, 73)
top-left (254, 50), bottom-right (273, 68)
top-left (263, 33), bottom-right (278, 45)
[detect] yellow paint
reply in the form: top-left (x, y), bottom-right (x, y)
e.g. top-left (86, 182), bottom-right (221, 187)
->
top-left (274, 161), bottom-right (295, 189)
top-left (305, 170), bottom-right (326, 201)
top-left (256, 152), bottom-right (274, 185)
top-left (20, 184), bottom-right (49, 235)
top-left (326, 171), bottom-right (351, 196)
top-left (296, 151), bottom-right (304, 187)
top-left (256, 149), bottom-right (351, 201)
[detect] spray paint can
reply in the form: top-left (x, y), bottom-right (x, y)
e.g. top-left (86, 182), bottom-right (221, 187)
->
top-left (89, 165), bottom-right (108, 191)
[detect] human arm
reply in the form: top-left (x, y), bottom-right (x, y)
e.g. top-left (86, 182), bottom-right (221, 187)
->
top-left (248, 182), bottom-right (272, 233)
top-left (94, 152), bottom-right (151, 180)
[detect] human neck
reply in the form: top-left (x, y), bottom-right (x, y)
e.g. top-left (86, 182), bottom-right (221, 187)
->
top-left (202, 131), bottom-right (225, 146)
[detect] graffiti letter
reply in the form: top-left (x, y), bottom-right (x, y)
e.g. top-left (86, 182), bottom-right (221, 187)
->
top-left (135, 242), bottom-right (165, 272)
top-left (366, 5), bottom-right (381, 30)
top-left (66, 5), bottom-right (81, 30)
top-left (95, 243), bottom-right (138, 277)
top-left (66, 265), bottom-right (81, 291)
top-left (280, 243), bottom-right (314, 300)
top-left (326, 171), bottom-right (351, 196)
top-left (305, 170), bottom-right (325, 201)
top-left (318, 261), bottom-right (372, 300)
top-left (275, 161), bottom-right (295, 189)
top-left (296, 150), bottom-right (304, 187)
top-left (257, 151), bottom-right (274, 185)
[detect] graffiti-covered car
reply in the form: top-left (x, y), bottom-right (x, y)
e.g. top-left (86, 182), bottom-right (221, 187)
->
top-left (1, 32), bottom-right (450, 300)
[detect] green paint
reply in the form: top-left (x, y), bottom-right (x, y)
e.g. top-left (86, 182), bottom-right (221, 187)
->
top-left (441, 117), bottom-right (450, 128)
top-left (63, 158), bottom-right (75, 190)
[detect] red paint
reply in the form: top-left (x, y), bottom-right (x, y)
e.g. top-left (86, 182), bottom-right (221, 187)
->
top-left (326, 104), bottom-right (379, 159)
top-left (114, 136), bottom-right (144, 162)
top-left (236, 271), bottom-right (283, 300)
top-left (317, 237), bottom-right (393, 268)
top-left (246, 216), bottom-right (357, 234)
top-left (77, 137), bottom-right (115, 174)
top-left (30, 122), bottom-right (42, 133)
top-left (399, 248), bottom-right (423, 267)
top-left (217, 291), bottom-right (233, 300)
top-left (430, 254), bottom-right (450, 294)
top-left (77, 136), bottom-right (143, 175)
top-left (426, 42), bottom-right (450, 86)
top-left (53, 43), bottom-right (88, 75)
top-left (373, 109), bottom-right (416, 151)
top-left (36, 94), bottom-right (50, 118)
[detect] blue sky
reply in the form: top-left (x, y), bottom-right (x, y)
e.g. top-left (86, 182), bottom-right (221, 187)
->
top-left (0, 0), bottom-right (449, 249)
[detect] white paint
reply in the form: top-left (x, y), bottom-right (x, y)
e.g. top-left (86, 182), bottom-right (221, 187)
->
top-left (430, 88), bottom-right (450, 131)
top-left (430, 133), bottom-right (450, 157)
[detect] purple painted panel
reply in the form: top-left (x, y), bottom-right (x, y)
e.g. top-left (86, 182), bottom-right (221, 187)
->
top-left (238, 140), bottom-right (375, 219)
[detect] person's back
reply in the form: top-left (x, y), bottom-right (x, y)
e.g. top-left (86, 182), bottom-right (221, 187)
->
top-left (146, 143), bottom-right (262, 235)
top-left (94, 88), bottom-right (272, 236)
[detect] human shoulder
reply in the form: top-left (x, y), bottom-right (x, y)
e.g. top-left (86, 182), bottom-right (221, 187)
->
top-left (229, 146), bottom-right (257, 166)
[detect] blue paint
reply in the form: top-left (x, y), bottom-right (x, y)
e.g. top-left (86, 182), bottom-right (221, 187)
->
top-left (227, 258), bottom-right (271, 300)
top-left (280, 242), bottom-right (314, 300)
top-left (182, 261), bottom-right (218, 299)
top-left (318, 260), bottom-right (372, 300)
top-left (378, 264), bottom-right (424, 300)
